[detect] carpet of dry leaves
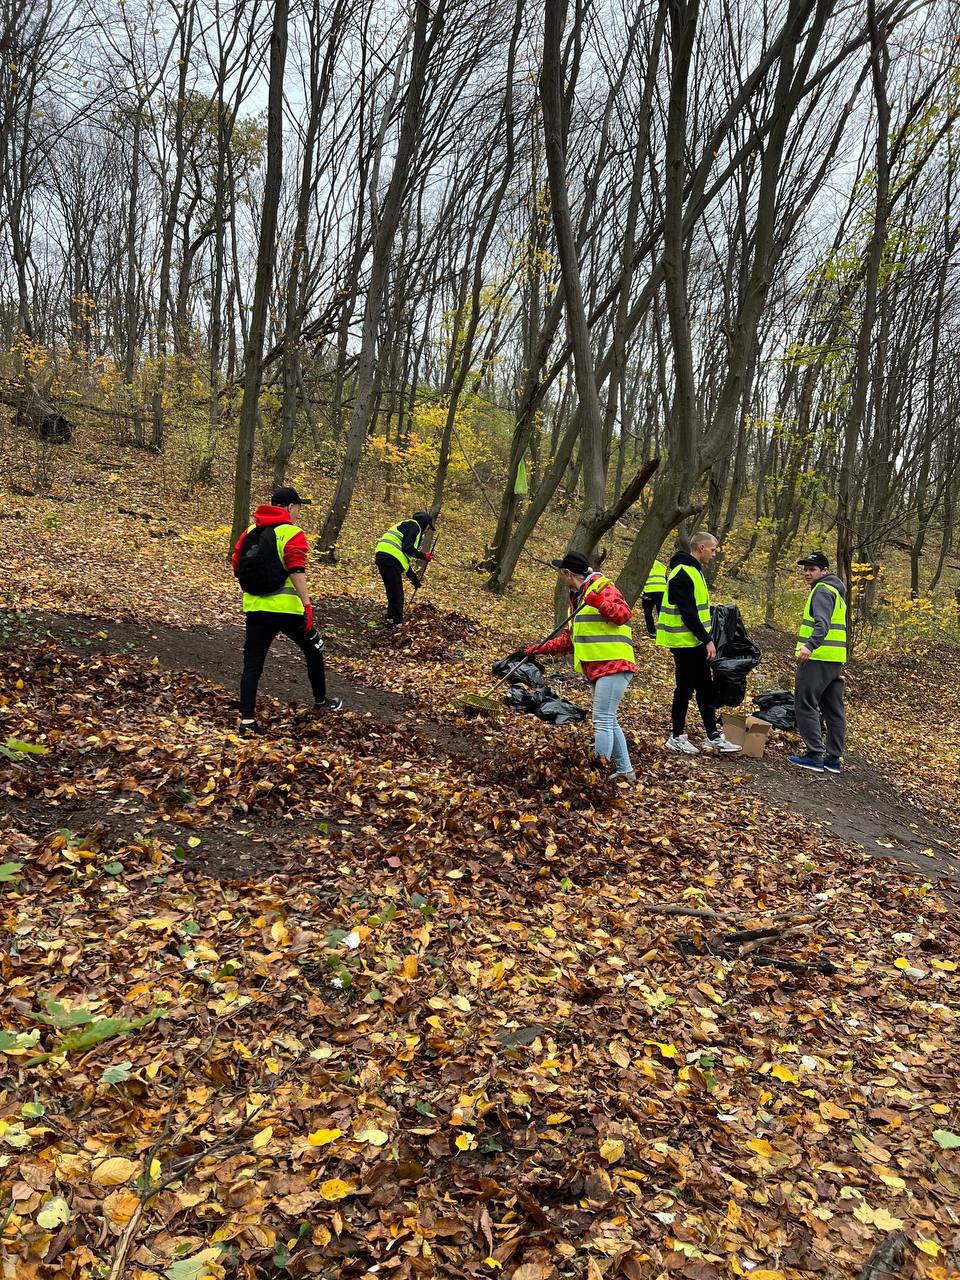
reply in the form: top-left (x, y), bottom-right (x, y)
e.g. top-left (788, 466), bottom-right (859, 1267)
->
top-left (1, 433), bottom-right (959, 1280)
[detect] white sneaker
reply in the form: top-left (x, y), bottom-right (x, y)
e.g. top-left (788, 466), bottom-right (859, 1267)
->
top-left (665, 733), bottom-right (699, 755)
top-left (704, 732), bottom-right (742, 754)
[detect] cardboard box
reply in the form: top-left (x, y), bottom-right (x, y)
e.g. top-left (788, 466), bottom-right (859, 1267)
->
top-left (721, 712), bottom-right (772, 759)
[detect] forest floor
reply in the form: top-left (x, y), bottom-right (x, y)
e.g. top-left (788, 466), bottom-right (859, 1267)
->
top-left (1, 435), bottom-right (959, 1280)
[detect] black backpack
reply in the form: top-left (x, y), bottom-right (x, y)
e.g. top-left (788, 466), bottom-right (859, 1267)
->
top-left (235, 526), bottom-right (288, 595)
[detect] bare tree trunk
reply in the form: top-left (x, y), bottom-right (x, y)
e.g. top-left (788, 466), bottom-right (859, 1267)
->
top-left (837, 0), bottom-right (890, 617)
top-left (318, 0), bottom-right (445, 553)
top-left (229, 0), bottom-right (289, 548)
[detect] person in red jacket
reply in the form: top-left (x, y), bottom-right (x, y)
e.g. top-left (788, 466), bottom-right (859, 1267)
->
top-left (527, 551), bottom-right (637, 782)
top-left (231, 487), bottom-right (342, 735)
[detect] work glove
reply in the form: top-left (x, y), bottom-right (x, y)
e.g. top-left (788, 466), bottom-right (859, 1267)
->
top-left (423, 551), bottom-right (433, 563)
top-left (303, 603), bottom-right (314, 634)
top-left (524, 643), bottom-right (541, 657)
top-left (411, 575), bottom-right (422, 591)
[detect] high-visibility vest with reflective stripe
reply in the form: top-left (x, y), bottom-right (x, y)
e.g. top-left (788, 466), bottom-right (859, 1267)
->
top-left (571, 575), bottom-right (635, 674)
top-left (797, 582), bottom-right (847, 663)
top-left (656, 563), bottom-right (711, 648)
top-left (241, 523), bottom-right (305, 616)
top-left (375, 520), bottom-right (422, 572)
top-left (643, 558), bottom-right (667, 595)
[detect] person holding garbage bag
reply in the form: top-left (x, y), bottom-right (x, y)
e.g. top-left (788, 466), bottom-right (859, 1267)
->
top-left (656, 532), bottom-right (741, 755)
top-left (526, 552), bottom-right (637, 783)
top-left (788, 551), bottom-right (847, 774)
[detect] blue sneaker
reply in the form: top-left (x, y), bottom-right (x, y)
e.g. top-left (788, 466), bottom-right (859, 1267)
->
top-left (823, 757), bottom-right (842, 774)
top-left (788, 753), bottom-right (824, 772)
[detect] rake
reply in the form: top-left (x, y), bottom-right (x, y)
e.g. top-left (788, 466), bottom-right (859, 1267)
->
top-left (456, 603), bottom-right (586, 718)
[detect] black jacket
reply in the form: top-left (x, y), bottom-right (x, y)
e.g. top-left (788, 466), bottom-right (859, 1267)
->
top-left (375, 517), bottom-right (429, 586)
top-left (666, 552), bottom-right (711, 645)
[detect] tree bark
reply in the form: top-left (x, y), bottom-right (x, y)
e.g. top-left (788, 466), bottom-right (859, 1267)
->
top-left (229, 0), bottom-right (289, 548)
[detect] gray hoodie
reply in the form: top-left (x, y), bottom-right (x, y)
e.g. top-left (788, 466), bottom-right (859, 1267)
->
top-left (805, 573), bottom-right (846, 652)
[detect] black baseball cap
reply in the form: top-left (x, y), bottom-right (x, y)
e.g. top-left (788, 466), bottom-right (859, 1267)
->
top-left (551, 551), bottom-right (591, 575)
top-left (797, 551), bottom-right (829, 569)
top-left (412, 510), bottom-right (436, 529)
top-left (271, 486), bottom-right (311, 507)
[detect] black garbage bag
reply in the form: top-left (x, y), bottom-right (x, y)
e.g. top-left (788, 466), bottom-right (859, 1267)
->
top-left (710, 604), bottom-right (761, 708)
top-left (506, 685), bottom-right (548, 714)
top-left (752, 689), bottom-right (796, 730)
top-left (493, 651), bottom-right (546, 689)
top-left (497, 656), bottom-right (586, 725)
top-left (537, 696), bottom-right (586, 725)
top-left (713, 671), bottom-right (748, 709)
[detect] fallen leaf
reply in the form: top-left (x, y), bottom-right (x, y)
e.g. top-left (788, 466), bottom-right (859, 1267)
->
top-left (308, 1127), bottom-right (342, 1147)
top-left (36, 1196), bottom-right (71, 1229)
top-left (92, 1157), bottom-right (140, 1187)
top-left (319, 1178), bottom-right (355, 1201)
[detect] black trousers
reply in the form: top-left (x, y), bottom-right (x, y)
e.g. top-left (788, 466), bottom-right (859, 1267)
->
top-left (376, 553), bottom-right (406, 622)
top-left (240, 611), bottom-right (326, 718)
top-left (671, 645), bottom-right (717, 737)
top-left (641, 592), bottom-right (663, 637)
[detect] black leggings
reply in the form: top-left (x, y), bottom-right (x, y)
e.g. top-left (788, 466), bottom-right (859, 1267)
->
top-left (240, 611), bottom-right (326, 718)
top-left (671, 645), bottom-right (717, 737)
top-left (376, 553), bottom-right (406, 622)
top-left (641, 593), bottom-right (663, 637)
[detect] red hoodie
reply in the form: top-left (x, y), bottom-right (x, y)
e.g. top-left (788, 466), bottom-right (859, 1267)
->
top-left (536, 573), bottom-right (636, 682)
top-left (231, 505), bottom-right (309, 574)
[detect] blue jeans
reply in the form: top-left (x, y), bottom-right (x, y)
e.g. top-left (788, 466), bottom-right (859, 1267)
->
top-left (591, 673), bottom-right (633, 775)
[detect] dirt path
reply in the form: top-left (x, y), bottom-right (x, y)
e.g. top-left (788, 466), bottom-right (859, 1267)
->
top-left (28, 605), bottom-right (484, 758)
top-left (711, 748), bottom-right (959, 880)
top-left (9, 607), bottom-right (959, 884)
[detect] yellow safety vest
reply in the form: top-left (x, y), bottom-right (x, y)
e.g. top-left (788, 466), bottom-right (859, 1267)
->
top-left (375, 520), bottom-right (422, 573)
top-left (571, 575), bottom-right (635, 674)
top-left (643, 558), bottom-right (668, 594)
top-left (656, 564), bottom-right (711, 649)
top-left (797, 582), bottom-right (847, 663)
top-left (241, 523), bottom-right (305, 616)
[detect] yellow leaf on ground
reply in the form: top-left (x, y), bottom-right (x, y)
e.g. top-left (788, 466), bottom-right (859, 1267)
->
top-left (251, 1126), bottom-right (273, 1150)
top-left (356, 1128), bottom-right (389, 1146)
top-left (893, 957), bottom-right (911, 970)
top-left (403, 954), bottom-right (419, 979)
top-left (36, 1197), bottom-right (71, 1230)
top-left (746, 1138), bottom-right (774, 1158)
top-left (599, 1138), bottom-right (624, 1163)
top-left (319, 1178), bottom-right (355, 1201)
top-left (92, 1157), bottom-right (140, 1187)
top-left (308, 1127), bottom-right (341, 1147)
top-left (915, 1238), bottom-right (940, 1257)
top-left (455, 1132), bottom-right (477, 1151)
top-left (873, 1207), bottom-right (904, 1231)
top-left (771, 1064), bottom-right (799, 1084)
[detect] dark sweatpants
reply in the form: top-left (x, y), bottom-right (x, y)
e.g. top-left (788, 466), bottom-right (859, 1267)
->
top-left (795, 660), bottom-right (845, 758)
top-left (671, 645), bottom-right (717, 738)
top-left (642, 592), bottom-right (663, 637)
top-left (240, 611), bottom-right (326, 718)
top-left (376, 552), bottom-right (407, 623)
